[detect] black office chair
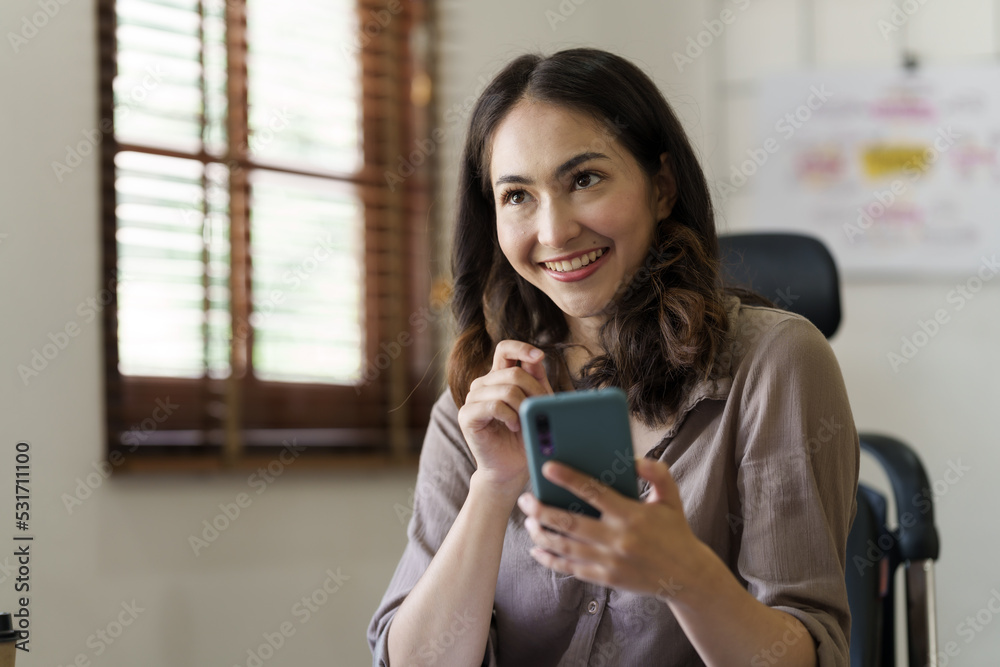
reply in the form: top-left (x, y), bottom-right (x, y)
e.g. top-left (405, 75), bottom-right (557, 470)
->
top-left (718, 232), bottom-right (941, 667)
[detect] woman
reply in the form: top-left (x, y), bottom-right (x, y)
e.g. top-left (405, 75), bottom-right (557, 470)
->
top-left (368, 48), bottom-right (859, 666)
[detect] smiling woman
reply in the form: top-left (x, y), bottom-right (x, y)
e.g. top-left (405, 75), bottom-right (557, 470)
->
top-left (489, 100), bottom-right (673, 366)
top-left (369, 48), bottom-right (859, 667)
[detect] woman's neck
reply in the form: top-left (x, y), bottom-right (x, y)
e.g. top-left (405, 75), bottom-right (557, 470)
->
top-left (564, 315), bottom-right (605, 379)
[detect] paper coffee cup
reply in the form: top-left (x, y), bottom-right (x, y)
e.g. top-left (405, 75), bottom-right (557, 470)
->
top-left (0, 612), bottom-right (17, 667)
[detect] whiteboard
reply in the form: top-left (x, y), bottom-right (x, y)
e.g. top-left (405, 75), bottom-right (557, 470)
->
top-left (745, 65), bottom-right (1000, 277)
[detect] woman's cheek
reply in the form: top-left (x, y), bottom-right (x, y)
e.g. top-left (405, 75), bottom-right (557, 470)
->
top-left (498, 221), bottom-right (532, 265)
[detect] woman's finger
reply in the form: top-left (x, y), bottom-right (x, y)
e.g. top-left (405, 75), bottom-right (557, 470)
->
top-left (459, 396), bottom-right (522, 433)
top-left (462, 384), bottom-right (528, 433)
top-left (539, 460), bottom-right (630, 517)
top-left (470, 366), bottom-right (549, 401)
top-left (517, 491), bottom-right (606, 544)
top-left (492, 339), bottom-right (544, 370)
top-left (523, 516), bottom-right (605, 563)
top-left (492, 340), bottom-right (553, 395)
top-left (636, 458), bottom-right (683, 509)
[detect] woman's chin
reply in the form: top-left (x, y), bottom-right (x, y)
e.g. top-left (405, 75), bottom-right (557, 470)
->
top-left (554, 298), bottom-right (615, 323)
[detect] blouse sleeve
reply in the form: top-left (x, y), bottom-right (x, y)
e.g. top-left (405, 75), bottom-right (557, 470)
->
top-left (367, 391), bottom-right (499, 667)
top-left (732, 314), bottom-right (860, 666)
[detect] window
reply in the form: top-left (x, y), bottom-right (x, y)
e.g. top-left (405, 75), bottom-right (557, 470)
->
top-left (97, 0), bottom-right (436, 470)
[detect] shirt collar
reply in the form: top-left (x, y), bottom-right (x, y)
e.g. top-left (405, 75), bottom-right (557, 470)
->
top-left (649, 294), bottom-right (742, 448)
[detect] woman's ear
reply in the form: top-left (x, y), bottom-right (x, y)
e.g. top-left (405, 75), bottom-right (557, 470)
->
top-left (653, 152), bottom-right (678, 219)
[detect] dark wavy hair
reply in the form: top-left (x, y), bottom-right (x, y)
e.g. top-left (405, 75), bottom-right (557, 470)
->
top-left (447, 48), bottom-right (740, 427)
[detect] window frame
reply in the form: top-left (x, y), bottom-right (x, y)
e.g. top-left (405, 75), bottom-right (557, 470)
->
top-left (97, 0), bottom-right (436, 472)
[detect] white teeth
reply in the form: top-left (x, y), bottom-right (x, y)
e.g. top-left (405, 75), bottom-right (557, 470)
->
top-left (544, 249), bottom-right (605, 273)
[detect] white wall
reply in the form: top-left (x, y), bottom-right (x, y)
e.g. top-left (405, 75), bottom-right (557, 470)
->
top-left (1, 0), bottom-right (998, 665)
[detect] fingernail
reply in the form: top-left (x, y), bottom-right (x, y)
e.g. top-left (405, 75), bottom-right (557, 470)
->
top-left (529, 348), bottom-right (543, 360)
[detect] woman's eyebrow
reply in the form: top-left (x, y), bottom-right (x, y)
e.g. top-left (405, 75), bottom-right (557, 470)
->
top-left (554, 152), bottom-right (609, 179)
top-left (493, 152), bottom-right (610, 190)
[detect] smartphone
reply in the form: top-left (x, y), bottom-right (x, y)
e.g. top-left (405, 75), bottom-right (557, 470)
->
top-left (519, 387), bottom-right (639, 518)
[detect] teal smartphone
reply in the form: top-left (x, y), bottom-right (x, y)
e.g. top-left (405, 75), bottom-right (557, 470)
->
top-left (519, 387), bottom-right (639, 518)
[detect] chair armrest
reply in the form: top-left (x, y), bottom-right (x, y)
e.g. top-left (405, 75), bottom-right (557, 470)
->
top-left (858, 432), bottom-right (940, 561)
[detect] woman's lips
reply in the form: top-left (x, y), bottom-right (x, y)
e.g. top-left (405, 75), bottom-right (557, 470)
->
top-left (539, 248), bottom-right (610, 282)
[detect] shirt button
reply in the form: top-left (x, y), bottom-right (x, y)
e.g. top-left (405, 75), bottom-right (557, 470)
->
top-left (587, 600), bottom-right (599, 614)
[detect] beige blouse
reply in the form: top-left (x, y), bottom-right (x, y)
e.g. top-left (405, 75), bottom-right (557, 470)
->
top-left (368, 296), bottom-right (860, 666)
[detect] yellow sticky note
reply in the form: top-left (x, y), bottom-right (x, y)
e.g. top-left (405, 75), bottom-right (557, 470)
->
top-left (861, 145), bottom-right (930, 179)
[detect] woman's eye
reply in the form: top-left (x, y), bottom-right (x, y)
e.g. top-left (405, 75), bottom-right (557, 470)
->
top-left (574, 172), bottom-right (601, 189)
top-left (503, 190), bottom-right (526, 205)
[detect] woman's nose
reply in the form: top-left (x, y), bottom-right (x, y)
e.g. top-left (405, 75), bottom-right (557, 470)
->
top-left (536, 199), bottom-right (581, 249)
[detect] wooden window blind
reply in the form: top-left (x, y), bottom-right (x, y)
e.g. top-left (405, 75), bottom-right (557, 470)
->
top-left (97, 0), bottom-right (436, 471)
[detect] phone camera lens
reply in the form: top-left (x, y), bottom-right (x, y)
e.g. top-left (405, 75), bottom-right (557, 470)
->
top-left (536, 414), bottom-right (554, 455)
top-left (536, 414), bottom-right (550, 433)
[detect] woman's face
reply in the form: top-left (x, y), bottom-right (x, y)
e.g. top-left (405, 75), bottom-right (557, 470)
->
top-left (488, 100), bottom-right (676, 335)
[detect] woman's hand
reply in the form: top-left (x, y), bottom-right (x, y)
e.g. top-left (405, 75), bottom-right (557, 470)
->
top-left (458, 340), bottom-right (555, 495)
top-left (517, 457), bottom-right (704, 598)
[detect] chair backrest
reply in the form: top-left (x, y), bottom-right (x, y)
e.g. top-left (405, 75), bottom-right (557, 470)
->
top-left (718, 232), bottom-right (942, 667)
top-left (718, 232), bottom-right (842, 338)
top-left (718, 232), bottom-right (877, 667)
